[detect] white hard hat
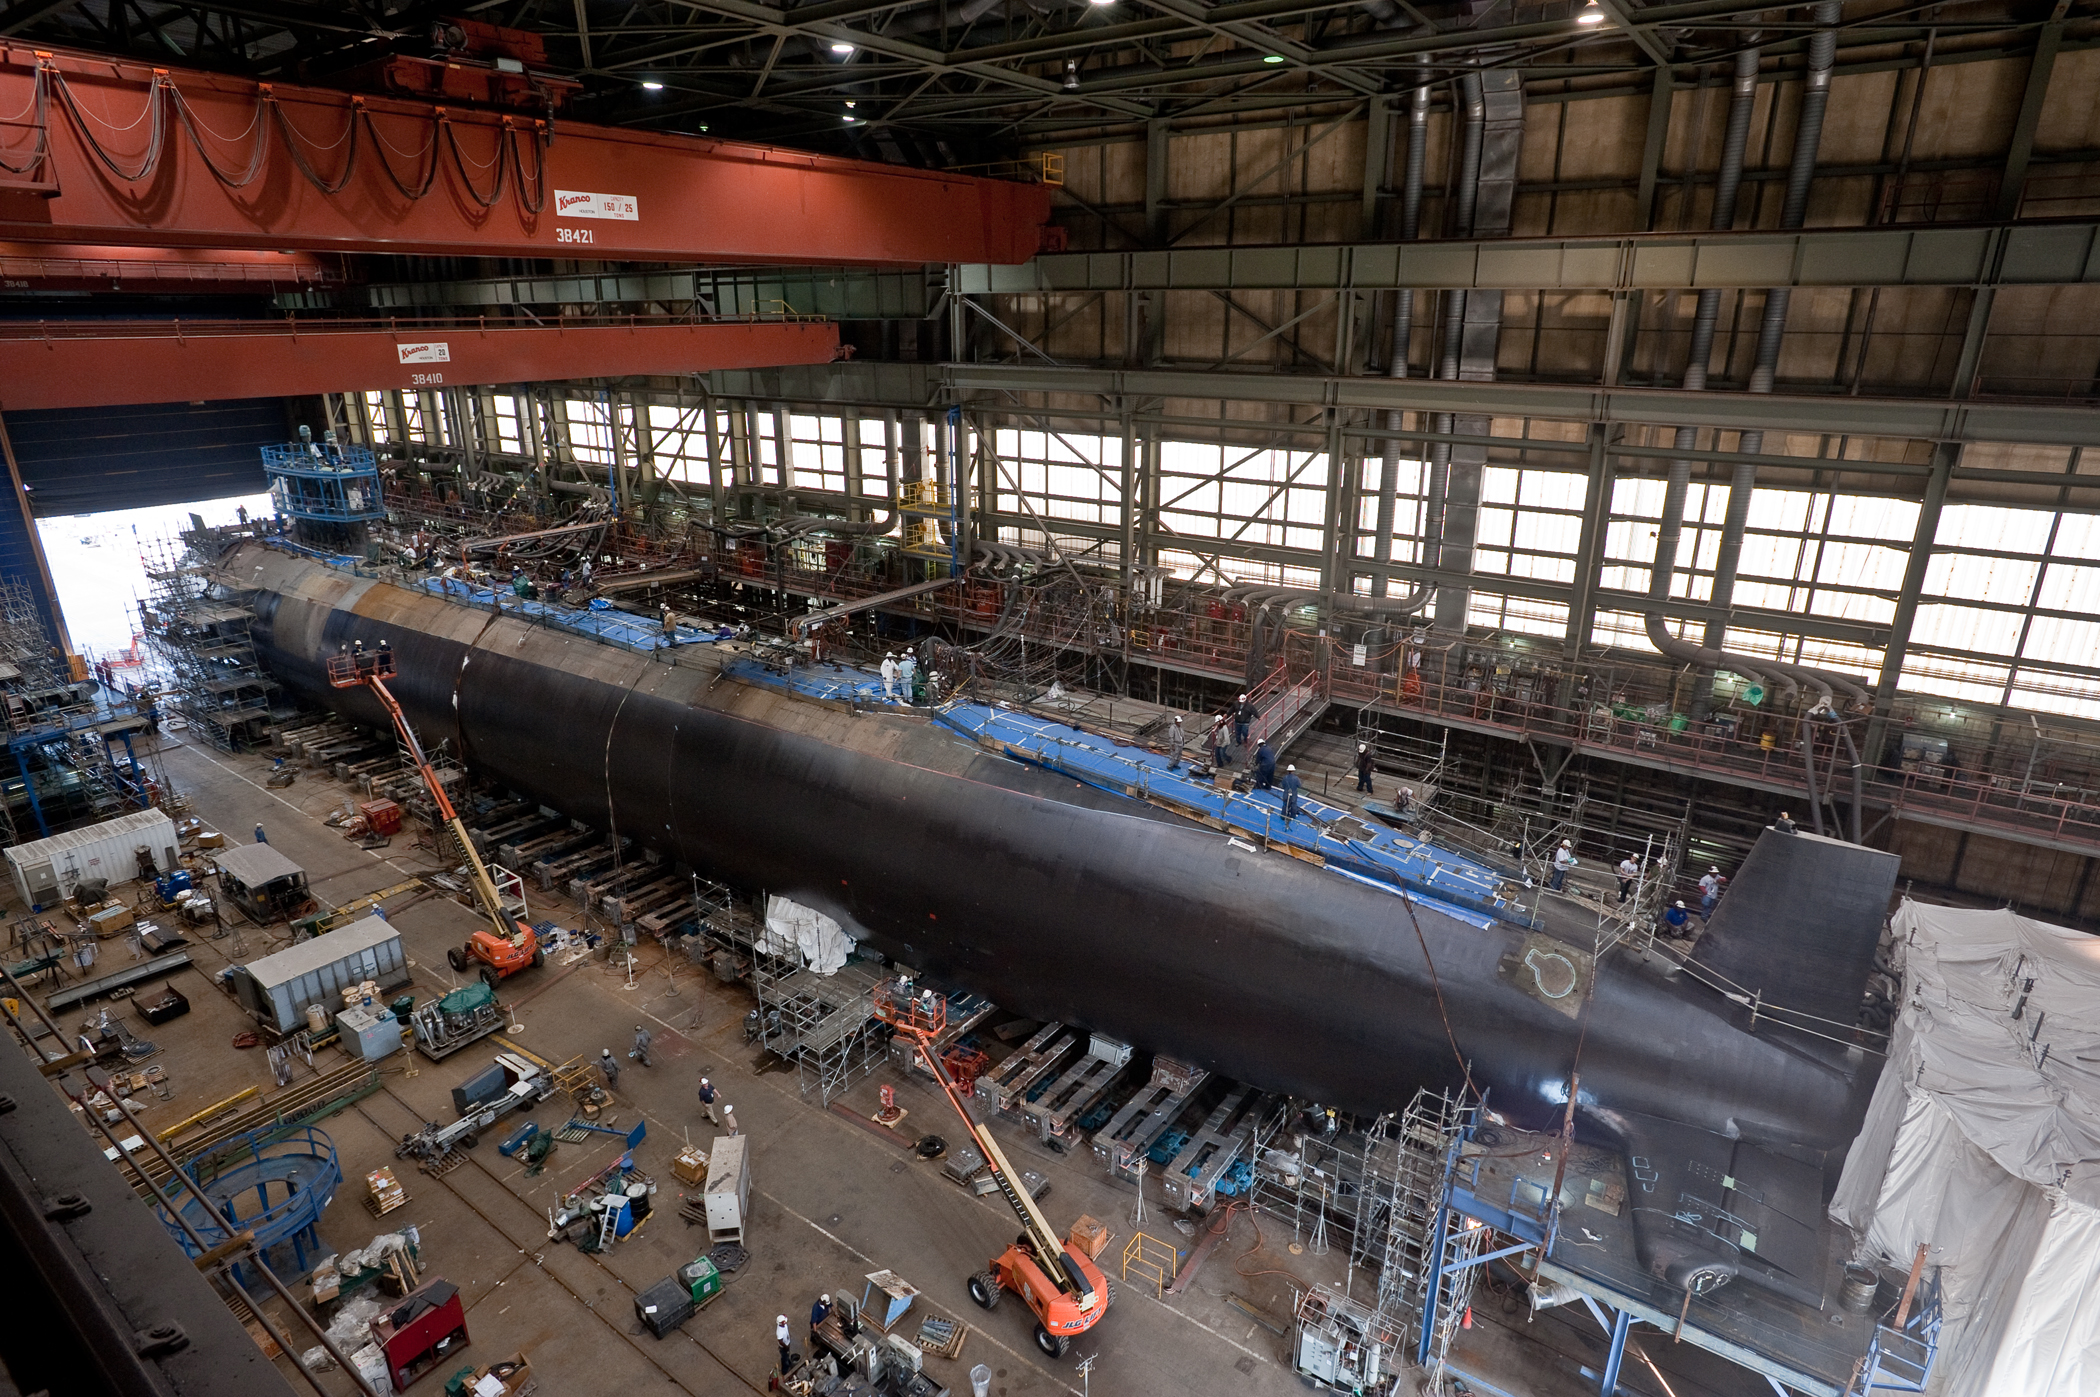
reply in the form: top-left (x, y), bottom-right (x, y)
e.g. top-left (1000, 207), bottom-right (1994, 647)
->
top-left (700, 1077), bottom-right (709, 1085)
top-left (778, 1314), bottom-right (789, 1324)
top-left (601, 1048), bottom-right (612, 1056)
top-left (1238, 693), bottom-right (1247, 700)
top-left (1675, 900), bottom-right (1686, 909)
top-left (1561, 839), bottom-right (1572, 847)
top-left (1286, 764), bottom-right (1296, 771)
top-left (1709, 865), bottom-right (1720, 873)
top-left (1358, 743), bottom-right (1367, 753)
top-left (820, 1293), bottom-right (830, 1303)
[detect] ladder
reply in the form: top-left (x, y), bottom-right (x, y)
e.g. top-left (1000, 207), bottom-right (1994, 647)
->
top-left (593, 1201), bottom-right (619, 1251)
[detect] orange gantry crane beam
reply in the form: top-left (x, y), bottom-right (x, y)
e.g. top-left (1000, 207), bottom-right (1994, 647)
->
top-left (0, 315), bottom-right (840, 409)
top-left (0, 43), bottom-right (1053, 266)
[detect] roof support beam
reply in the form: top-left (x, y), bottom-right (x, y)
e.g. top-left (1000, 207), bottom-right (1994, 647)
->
top-left (1635, 65), bottom-right (1674, 230)
top-left (1994, 2), bottom-right (2068, 220)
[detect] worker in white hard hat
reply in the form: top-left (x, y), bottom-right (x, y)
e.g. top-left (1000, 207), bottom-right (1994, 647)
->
top-left (879, 651), bottom-right (898, 700)
top-left (776, 1315), bottom-right (793, 1374)
top-left (1281, 762), bottom-right (1303, 822)
top-left (1166, 713), bottom-right (1187, 770)
top-left (599, 1047), bottom-right (620, 1088)
top-left (696, 1075), bottom-right (719, 1125)
top-left (1699, 865), bottom-right (1726, 918)
top-left (631, 1024), bottom-right (651, 1067)
top-left (809, 1294), bottom-right (832, 1348)
top-left (1354, 742), bottom-right (1375, 794)
top-left (1234, 692), bottom-right (1257, 748)
top-left (1664, 900), bottom-right (1695, 937)
top-left (1549, 838), bottom-right (1577, 891)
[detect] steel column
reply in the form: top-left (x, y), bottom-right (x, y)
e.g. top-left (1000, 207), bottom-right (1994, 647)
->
top-left (1994, 6), bottom-right (2069, 220)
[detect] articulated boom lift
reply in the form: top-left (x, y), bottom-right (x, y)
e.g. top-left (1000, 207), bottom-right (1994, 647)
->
top-left (328, 646), bottom-right (541, 983)
top-left (873, 978), bottom-right (1111, 1358)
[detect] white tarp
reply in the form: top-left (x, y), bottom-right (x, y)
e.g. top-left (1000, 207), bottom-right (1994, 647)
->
top-left (762, 895), bottom-right (855, 976)
top-left (1831, 901), bottom-right (2100, 1396)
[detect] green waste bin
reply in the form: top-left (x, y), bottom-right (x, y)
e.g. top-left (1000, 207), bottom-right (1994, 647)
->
top-left (390, 993), bottom-right (416, 1024)
top-left (1668, 713), bottom-right (1690, 732)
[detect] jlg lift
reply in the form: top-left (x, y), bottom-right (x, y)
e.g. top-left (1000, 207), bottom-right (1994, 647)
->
top-left (873, 979), bottom-right (1110, 1358)
top-left (328, 645), bottom-right (541, 985)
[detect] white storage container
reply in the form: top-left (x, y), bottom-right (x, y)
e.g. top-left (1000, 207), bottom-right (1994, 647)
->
top-left (5, 808), bottom-right (177, 909)
top-left (704, 1134), bottom-right (751, 1244)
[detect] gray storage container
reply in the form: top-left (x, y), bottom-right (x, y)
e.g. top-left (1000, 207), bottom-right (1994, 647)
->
top-left (227, 915), bottom-right (409, 1034)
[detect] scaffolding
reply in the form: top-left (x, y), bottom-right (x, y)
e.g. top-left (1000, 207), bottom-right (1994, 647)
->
top-left (747, 957), bottom-right (889, 1106)
top-left (139, 528), bottom-right (283, 752)
top-left (1250, 1087), bottom-right (1483, 1378)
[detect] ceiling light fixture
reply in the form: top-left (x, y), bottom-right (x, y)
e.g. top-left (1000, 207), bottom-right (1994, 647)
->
top-left (641, 80), bottom-right (665, 89)
top-left (1064, 59), bottom-right (1080, 90)
top-left (1262, 53), bottom-right (1286, 63)
top-left (1576, 1), bottom-right (1605, 22)
top-left (830, 41), bottom-right (856, 53)
top-left (1088, 0), bottom-right (1116, 6)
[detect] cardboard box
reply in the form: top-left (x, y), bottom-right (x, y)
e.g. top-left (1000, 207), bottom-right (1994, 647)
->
top-left (88, 904), bottom-right (135, 937)
top-left (1068, 1214), bottom-right (1112, 1259)
top-left (672, 1146), bottom-right (709, 1186)
top-left (194, 830), bottom-right (224, 849)
top-left (243, 1318), bottom-right (282, 1359)
top-left (467, 1354), bottom-right (532, 1396)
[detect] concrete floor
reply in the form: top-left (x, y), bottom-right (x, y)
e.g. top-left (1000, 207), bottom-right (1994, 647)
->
top-left (15, 725), bottom-right (1771, 1397)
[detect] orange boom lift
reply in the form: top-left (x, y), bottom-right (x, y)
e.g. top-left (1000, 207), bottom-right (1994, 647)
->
top-left (873, 979), bottom-right (1111, 1358)
top-left (328, 646), bottom-right (541, 984)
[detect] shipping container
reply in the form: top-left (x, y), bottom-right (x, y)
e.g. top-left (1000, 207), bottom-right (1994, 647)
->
top-left (226, 915), bottom-right (409, 1034)
top-left (4, 808), bottom-right (177, 909)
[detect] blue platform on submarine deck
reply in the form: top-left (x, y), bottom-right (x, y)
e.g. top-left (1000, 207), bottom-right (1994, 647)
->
top-left (934, 705), bottom-right (1526, 928)
top-left (259, 541), bottom-right (733, 655)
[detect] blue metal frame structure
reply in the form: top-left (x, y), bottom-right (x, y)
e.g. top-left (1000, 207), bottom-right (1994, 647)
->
top-left (261, 441), bottom-right (384, 524)
top-left (1420, 1129), bottom-right (1941, 1397)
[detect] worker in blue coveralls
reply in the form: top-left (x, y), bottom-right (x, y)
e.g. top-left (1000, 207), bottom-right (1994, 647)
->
top-left (1254, 741), bottom-right (1277, 791)
top-left (1281, 764), bottom-right (1303, 822)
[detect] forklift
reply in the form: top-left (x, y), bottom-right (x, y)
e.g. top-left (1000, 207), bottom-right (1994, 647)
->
top-left (873, 979), bottom-right (1111, 1359)
top-left (327, 644), bottom-right (541, 987)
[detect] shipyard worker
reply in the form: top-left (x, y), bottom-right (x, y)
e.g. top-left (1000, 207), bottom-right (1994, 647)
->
top-left (599, 1047), bottom-right (620, 1088)
top-left (899, 651), bottom-right (918, 701)
top-left (1254, 741), bottom-right (1277, 791)
top-left (697, 1076), bottom-right (720, 1125)
top-left (1548, 839), bottom-right (1575, 891)
top-left (1209, 713), bottom-right (1231, 768)
top-left (810, 1295), bottom-right (832, 1348)
top-left (1234, 693), bottom-right (1257, 747)
top-left (1664, 901), bottom-right (1694, 937)
top-left (880, 652), bottom-right (899, 699)
top-left (722, 1102), bottom-right (739, 1135)
top-left (1355, 744), bottom-right (1375, 794)
top-left (1166, 715), bottom-right (1187, 770)
top-left (253, 823), bottom-right (268, 845)
top-left (777, 1316), bottom-right (793, 1374)
top-left (1774, 810), bottom-right (1798, 834)
top-left (660, 604), bottom-right (675, 637)
top-left (1281, 765), bottom-right (1303, 822)
top-left (631, 1025), bottom-right (652, 1067)
top-left (1616, 855), bottom-right (1640, 904)
top-left (1698, 866), bottom-right (1724, 917)
top-left (1395, 786), bottom-right (1414, 817)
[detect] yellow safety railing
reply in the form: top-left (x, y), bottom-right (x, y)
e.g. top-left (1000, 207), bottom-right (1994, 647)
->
top-left (1120, 1232), bottom-right (1180, 1298)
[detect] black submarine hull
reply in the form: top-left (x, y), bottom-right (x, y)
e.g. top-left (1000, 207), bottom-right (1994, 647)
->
top-left (238, 543), bottom-right (1880, 1183)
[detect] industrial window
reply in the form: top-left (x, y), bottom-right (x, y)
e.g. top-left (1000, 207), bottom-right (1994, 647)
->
top-left (359, 392), bottom-right (389, 443)
top-left (398, 394), bottom-right (432, 445)
top-left (859, 418), bottom-right (894, 497)
top-left (1155, 440), bottom-right (1326, 554)
top-left (562, 399), bottom-right (615, 466)
top-left (645, 403), bottom-right (721, 486)
top-left (787, 414), bottom-right (847, 494)
top-left (1352, 456), bottom-right (1429, 567)
top-left (490, 396), bottom-right (524, 455)
top-left (991, 427), bottom-right (1124, 530)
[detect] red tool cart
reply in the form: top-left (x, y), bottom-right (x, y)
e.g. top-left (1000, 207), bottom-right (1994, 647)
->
top-left (371, 1278), bottom-right (469, 1389)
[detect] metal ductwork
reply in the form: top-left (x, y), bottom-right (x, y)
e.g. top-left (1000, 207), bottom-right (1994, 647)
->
top-left (1431, 66), bottom-right (1523, 635)
top-left (1647, 3), bottom-right (1870, 743)
top-left (1369, 70), bottom-right (1435, 613)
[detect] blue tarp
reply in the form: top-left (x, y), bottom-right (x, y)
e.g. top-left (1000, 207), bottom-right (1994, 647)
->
top-left (934, 704), bottom-right (1525, 928)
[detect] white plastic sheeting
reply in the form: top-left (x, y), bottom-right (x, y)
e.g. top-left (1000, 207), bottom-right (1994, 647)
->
top-left (1830, 900), bottom-right (2100, 1396)
top-left (762, 894), bottom-right (855, 976)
